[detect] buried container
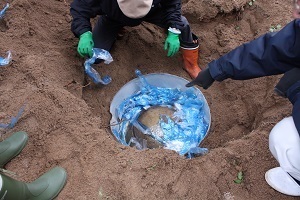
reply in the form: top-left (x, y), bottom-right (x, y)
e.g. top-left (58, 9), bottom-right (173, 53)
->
top-left (110, 70), bottom-right (211, 158)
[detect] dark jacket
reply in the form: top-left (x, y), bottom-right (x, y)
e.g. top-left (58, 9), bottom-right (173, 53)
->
top-left (287, 81), bottom-right (300, 134)
top-left (208, 19), bottom-right (300, 134)
top-left (208, 19), bottom-right (300, 81)
top-left (70, 0), bottom-right (183, 37)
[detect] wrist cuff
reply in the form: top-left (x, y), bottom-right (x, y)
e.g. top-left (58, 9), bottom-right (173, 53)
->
top-left (80, 31), bottom-right (92, 38)
top-left (168, 27), bottom-right (181, 34)
top-left (287, 81), bottom-right (300, 104)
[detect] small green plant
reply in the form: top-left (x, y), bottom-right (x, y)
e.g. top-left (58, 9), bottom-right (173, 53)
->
top-left (146, 164), bottom-right (157, 171)
top-left (234, 171), bottom-right (244, 184)
top-left (269, 24), bottom-right (282, 32)
top-left (248, 0), bottom-right (255, 6)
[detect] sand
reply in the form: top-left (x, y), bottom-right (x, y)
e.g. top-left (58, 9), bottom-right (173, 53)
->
top-left (0, 0), bottom-right (297, 199)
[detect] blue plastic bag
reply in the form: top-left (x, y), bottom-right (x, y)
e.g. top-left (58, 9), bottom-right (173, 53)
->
top-left (112, 70), bottom-right (209, 157)
top-left (0, 3), bottom-right (9, 19)
top-left (0, 104), bottom-right (25, 129)
top-left (0, 51), bottom-right (12, 66)
top-left (84, 48), bottom-right (113, 85)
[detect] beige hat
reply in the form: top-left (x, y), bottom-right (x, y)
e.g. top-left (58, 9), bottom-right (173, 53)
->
top-left (117, 0), bottom-right (153, 19)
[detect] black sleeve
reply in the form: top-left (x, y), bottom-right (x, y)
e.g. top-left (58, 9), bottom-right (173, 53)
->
top-left (208, 19), bottom-right (300, 81)
top-left (160, 0), bottom-right (184, 30)
top-left (70, 0), bottom-right (101, 37)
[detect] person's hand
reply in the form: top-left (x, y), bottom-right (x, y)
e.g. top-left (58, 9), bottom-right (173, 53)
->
top-left (164, 31), bottom-right (180, 57)
top-left (77, 31), bottom-right (94, 57)
top-left (186, 67), bottom-right (215, 89)
top-left (274, 68), bottom-right (300, 97)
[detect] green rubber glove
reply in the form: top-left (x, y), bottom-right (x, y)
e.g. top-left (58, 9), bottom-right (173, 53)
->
top-left (164, 31), bottom-right (180, 57)
top-left (77, 31), bottom-right (94, 57)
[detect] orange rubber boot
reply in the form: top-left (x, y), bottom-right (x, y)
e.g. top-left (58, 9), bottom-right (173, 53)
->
top-left (181, 47), bottom-right (201, 79)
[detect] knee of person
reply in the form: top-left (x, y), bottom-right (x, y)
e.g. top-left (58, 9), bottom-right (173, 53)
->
top-left (180, 16), bottom-right (189, 27)
top-left (269, 116), bottom-right (299, 150)
top-left (287, 147), bottom-right (300, 173)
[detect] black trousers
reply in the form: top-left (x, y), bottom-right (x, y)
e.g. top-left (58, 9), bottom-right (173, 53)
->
top-left (92, 13), bottom-right (198, 52)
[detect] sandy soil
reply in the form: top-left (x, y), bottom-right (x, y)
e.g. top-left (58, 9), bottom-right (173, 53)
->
top-left (0, 0), bottom-right (298, 199)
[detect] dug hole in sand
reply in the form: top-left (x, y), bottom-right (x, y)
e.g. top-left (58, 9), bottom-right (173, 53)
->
top-left (109, 71), bottom-right (211, 156)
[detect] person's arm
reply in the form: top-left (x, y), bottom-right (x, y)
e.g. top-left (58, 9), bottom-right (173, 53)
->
top-left (161, 0), bottom-right (183, 57)
top-left (70, 0), bottom-right (100, 38)
top-left (208, 19), bottom-right (300, 82)
top-left (160, 0), bottom-right (183, 30)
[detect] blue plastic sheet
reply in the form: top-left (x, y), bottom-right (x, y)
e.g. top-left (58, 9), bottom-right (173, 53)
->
top-left (0, 3), bottom-right (9, 19)
top-left (0, 104), bottom-right (25, 129)
top-left (84, 48), bottom-right (113, 85)
top-left (112, 70), bottom-right (209, 157)
top-left (0, 51), bottom-right (12, 66)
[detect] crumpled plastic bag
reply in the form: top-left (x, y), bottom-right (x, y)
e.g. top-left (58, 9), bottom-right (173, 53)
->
top-left (84, 48), bottom-right (113, 85)
top-left (0, 104), bottom-right (25, 129)
top-left (0, 51), bottom-right (12, 66)
top-left (0, 3), bottom-right (9, 19)
top-left (112, 70), bottom-right (209, 157)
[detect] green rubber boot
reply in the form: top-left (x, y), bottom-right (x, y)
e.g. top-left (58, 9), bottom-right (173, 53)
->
top-left (0, 166), bottom-right (67, 200)
top-left (0, 131), bottom-right (28, 168)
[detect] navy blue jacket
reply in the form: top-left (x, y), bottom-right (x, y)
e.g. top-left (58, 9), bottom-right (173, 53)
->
top-left (208, 19), bottom-right (300, 134)
top-left (208, 19), bottom-right (300, 81)
top-left (70, 0), bottom-right (183, 38)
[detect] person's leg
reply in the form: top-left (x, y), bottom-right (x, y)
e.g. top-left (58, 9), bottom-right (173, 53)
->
top-left (177, 16), bottom-right (197, 48)
top-left (265, 116), bottom-right (300, 196)
top-left (178, 16), bottom-right (201, 79)
top-left (0, 167), bottom-right (67, 199)
top-left (0, 131), bottom-right (28, 168)
top-left (93, 16), bottom-right (124, 52)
